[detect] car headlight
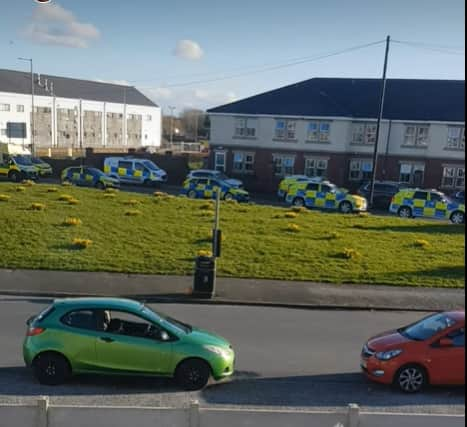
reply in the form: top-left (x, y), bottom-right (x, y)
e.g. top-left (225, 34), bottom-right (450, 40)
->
top-left (204, 345), bottom-right (231, 359)
top-left (376, 349), bottom-right (403, 361)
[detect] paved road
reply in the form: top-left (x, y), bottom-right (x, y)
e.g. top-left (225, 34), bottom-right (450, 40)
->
top-left (0, 297), bottom-right (463, 414)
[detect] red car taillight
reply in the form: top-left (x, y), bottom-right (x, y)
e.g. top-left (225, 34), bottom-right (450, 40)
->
top-left (27, 327), bottom-right (46, 336)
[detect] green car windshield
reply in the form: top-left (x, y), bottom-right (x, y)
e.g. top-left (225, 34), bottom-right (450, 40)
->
top-left (141, 305), bottom-right (192, 334)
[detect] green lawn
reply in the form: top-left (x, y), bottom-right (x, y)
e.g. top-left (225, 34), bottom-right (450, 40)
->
top-left (0, 182), bottom-right (464, 288)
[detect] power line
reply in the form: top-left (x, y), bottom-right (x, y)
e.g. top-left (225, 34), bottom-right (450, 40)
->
top-left (392, 39), bottom-right (465, 55)
top-left (137, 40), bottom-right (386, 89)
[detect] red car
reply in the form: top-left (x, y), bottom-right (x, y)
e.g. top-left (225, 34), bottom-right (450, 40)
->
top-left (361, 310), bottom-right (465, 392)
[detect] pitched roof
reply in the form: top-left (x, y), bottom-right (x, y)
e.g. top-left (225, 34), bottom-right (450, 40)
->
top-left (208, 78), bottom-right (465, 122)
top-left (0, 69), bottom-right (158, 108)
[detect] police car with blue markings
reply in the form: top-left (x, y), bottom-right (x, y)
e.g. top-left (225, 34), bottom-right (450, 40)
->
top-left (181, 177), bottom-right (250, 202)
top-left (104, 157), bottom-right (167, 186)
top-left (389, 188), bottom-right (465, 224)
top-left (285, 179), bottom-right (367, 213)
top-left (61, 166), bottom-right (120, 189)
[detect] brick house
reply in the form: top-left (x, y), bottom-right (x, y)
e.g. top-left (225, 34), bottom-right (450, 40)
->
top-left (207, 78), bottom-right (465, 194)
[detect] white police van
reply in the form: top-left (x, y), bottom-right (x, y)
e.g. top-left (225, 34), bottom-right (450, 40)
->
top-left (103, 157), bottom-right (167, 186)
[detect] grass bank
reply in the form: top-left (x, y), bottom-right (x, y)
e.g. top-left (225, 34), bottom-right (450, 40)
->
top-left (0, 182), bottom-right (464, 287)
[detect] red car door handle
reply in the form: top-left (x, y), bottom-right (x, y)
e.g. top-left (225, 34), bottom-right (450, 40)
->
top-left (100, 337), bottom-right (115, 343)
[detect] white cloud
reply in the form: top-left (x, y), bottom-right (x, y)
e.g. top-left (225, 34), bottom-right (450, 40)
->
top-left (141, 86), bottom-right (236, 112)
top-left (23, 3), bottom-right (100, 48)
top-left (173, 39), bottom-right (204, 61)
top-left (94, 78), bottom-right (131, 86)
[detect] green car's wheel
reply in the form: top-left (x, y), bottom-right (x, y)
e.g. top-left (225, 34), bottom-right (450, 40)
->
top-left (33, 352), bottom-right (71, 386)
top-left (175, 359), bottom-right (211, 391)
top-left (8, 171), bottom-right (22, 183)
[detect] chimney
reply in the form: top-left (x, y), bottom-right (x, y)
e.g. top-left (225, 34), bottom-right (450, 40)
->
top-left (50, 81), bottom-right (54, 95)
top-left (37, 73), bottom-right (42, 87)
top-left (44, 79), bottom-right (49, 92)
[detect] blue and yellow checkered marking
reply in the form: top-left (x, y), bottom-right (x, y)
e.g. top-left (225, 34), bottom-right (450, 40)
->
top-left (181, 179), bottom-right (249, 202)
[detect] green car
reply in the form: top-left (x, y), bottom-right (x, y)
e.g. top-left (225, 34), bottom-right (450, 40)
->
top-left (23, 298), bottom-right (235, 390)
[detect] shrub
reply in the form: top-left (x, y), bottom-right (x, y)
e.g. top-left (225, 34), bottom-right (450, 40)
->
top-left (63, 217), bottom-right (82, 227)
top-left (30, 203), bottom-right (46, 211)
top-left (200, 210), bottom-right (215, 217)
top-left (341, 248), bottom-right (362, 260)
top-left (21, 180), bottom-right (35, 186)
top-left (0, 194), bottom-right (11, 202)
top-left (72, 238), bottom-right (92, 249)
top-left (286, 223), bottom-right (300, 233)
top-left (285, 211), bottom-right (298, 219)
top-left (291, 206), bottom-right (307, 213)
top-left (103, 193), bottom-right (116, 199)
top-left (225, 199), bottom-right (238, 204)
top-left (62, 181), bottom-right (72, 187)
top-left (58, 194), bottom-right (73, 201)
top-left (125, 209), bottom-right (142, 216)
top-left (68, 198), bottom-right (80, 205)
top-left (358, 212), bottom-right (370, 218)
top-left (124, 199), bottom-right (140, 206)
top-left (200, 202), bottom-right (214, 210)
top-left (16, 186), bottom-right (26, 192)
top-left (414, 239), bottom-right (430, 249)
top-left (47, 187), bottom-right (59, 193)
top-left (105, 188), bottom-right (118, 194)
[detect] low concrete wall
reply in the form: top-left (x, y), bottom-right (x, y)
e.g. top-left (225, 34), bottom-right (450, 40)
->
top-left (0, 399), bottom-right (464, 427)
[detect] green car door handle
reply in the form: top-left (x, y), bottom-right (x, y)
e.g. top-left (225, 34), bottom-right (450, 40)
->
top-left (100, 337), bottom-right (115, 343)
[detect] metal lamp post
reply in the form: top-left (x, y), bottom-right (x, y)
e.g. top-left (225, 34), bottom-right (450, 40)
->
top-left (18, 57), bottom-right (35, 155)
top-left (168, 106), bottom-right (176, 149)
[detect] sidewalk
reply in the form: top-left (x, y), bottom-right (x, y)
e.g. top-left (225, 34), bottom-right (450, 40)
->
top-left (0, 269), bottom-right (464, 311)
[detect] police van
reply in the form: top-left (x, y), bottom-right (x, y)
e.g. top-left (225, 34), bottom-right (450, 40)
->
top-left (103, 157), bottom-right (167, 186)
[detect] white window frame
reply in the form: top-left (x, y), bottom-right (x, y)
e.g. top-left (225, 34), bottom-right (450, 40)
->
top-left (214, 151), bottom-right (226, 172)
top-left (273, 154), bottom-right (295, 176)
top-left (399, 163), bottom-right (425, 185)
top-left (349, 159), bottom-right (373, 181)
top-left (442, 166), bottom-right (465, 189)
top-left (16, 105), bottom-right (25, 113)
top-left (304, 157), bottom-right (328, 177)
top-left (446, 127), bottom-right (465, 150)
top-left (0, 103), bottom-right (10, 112)
top-left (352, 122), bottom-right (377, 145)
top-left (306, 121), bottom-right (331, 143)
top-left (403, 125), bottom-right (429, 147)
top-left (232, 151), bottom-right (255, 174)
top-left (275, 119), bottom-right (296, 140)
top-left (234, 117), bottom-right (256, 138)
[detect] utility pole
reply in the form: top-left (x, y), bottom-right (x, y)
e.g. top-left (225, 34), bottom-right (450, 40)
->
top-left (368, 35), bottom-right (390, 208)
top-left (18, 57), bottom-right (34, 155)
top-left (168, 106), bottom-right (176, 149)
top-left (123, 86), bottom-right (127, 146)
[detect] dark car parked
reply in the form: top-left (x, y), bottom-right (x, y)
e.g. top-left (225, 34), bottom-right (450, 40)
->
top-left (357, 181), bottom-right (408, 209)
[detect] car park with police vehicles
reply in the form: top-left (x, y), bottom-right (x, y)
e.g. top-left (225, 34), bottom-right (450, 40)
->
top-left (104, 157), bottom-right (167, 186)
top-left (389, 188), bottom-right (465, 224)
top-left (285, 179), bottom-right (367, 213)
top-left (61, 166), bottom-right (120, 189)
top-left (181, 177), bottom-right (249, 202)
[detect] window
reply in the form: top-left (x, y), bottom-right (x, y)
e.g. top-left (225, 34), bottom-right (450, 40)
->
top-left (146, 115), bottom-right (152, 121)
top-left (413, 191), bottom-right (428, 200)
top-left (232, 151), bottom-right (254, 173)
top-left (0, 129), bottom-right (6, 136)
top-left (447, 329), bottom-right (465, 347)
top-left (61, 310), bottom-right (98, 331)
top-left (304, 158), bottom-right (328, 177)
top-left (214, 151), bottom-right (226, 172)
top-left (446, 127), bottom-right (465, 150)
top-left (442, 166), bottom-right (465, 188)
top-left (17, 105), bottom-right (25, 112)
top-left (404, 125), bottom-right (429, 147)
top-left (306, 182), bottom-right (320, 191)
top-left (0, 104), bottom-right (10, 111)
top-left (234, 118), bottom-right (256, 137)
top-left (349, 159), bottom-right (373, 181)
top-left (118, 161), bottom-right (133, 170)
top-left (273, 155), bottom-right (295, 176)
top-left (275, 119), bottom-right (296, 140)
top-left (306, 121), bottom-right (331, 142)
top-left (399, 163), bottom-right (425, 186)
top-left (352, 122), bottom-right (377, 145)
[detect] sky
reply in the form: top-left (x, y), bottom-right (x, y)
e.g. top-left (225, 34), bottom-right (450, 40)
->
top-left (0, 0), bottom-right (465, 114)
